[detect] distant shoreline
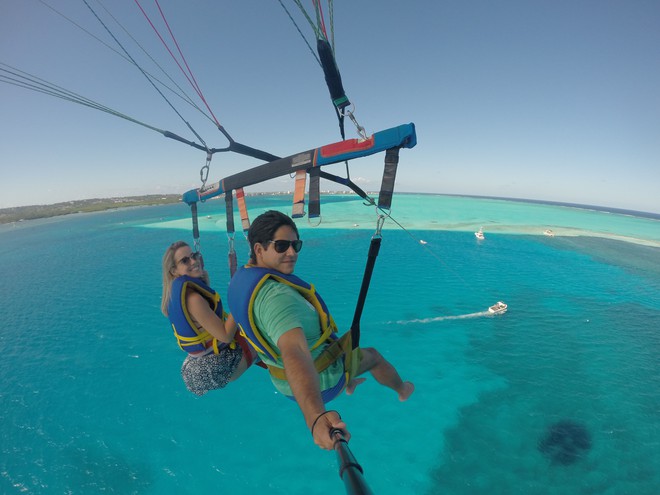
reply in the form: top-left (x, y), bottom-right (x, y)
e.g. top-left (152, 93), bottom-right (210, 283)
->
top-left (436, 193), bottom-right (660, 221)
top-left (0, 195), bottom-right (181, 224)
top-left (1, 192), bottom-right (658, 225)
top-left (0, 191), bottom-right (341, 225)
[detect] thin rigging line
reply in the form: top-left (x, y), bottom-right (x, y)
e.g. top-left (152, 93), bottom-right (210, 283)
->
top-left (81, 0), bottom-right (209, 150)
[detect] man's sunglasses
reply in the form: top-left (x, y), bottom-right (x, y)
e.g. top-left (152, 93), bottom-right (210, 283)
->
top-left (266, 239), bottom-right (303, 253)
top-left (176, 251), bottom-right (202, 266)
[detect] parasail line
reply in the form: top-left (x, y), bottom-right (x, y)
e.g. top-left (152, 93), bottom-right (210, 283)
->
top-left (313, 0), bottom-right (329, 41)
top-left (82, 0), bottom-right (210, 151)
top-left (292, 0), bottom-right (323, 39)
top-left (133, 2), bottom-right (206, 109)
top-left (277, 0), bottom-right (321, 66)
top-left (0, 63), bottom-right (163, 131)
top-left (132, 1), bottom-right (204, 102)
top-left (93, 0), bottom-right (210, 120)
top-left (152, 0), bottom-right (223, 128)
top-left (36, 0), bottom-right (212, 123)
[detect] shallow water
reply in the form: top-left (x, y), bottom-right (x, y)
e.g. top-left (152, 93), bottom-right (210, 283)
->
top-left (1, 194), bottom-right (658, 494)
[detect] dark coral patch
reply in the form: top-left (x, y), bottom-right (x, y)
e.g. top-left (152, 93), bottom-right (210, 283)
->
top-left (538, 420), bottom-right (592, 465)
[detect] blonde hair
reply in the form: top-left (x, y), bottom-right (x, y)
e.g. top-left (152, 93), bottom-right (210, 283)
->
top-left (161, 241), bottom-right (190, 316)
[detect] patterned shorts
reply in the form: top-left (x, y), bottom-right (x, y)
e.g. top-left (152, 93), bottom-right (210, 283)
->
top-left (180, 346), bottom-right (243, 396)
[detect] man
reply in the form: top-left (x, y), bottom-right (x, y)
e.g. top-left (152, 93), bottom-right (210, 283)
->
top-left (228, 210), bottom-right (413, 450)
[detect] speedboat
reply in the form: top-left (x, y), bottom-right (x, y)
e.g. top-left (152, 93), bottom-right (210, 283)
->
top-left (543, 229), bottom-right (554, 237)
top-left (488, 301), bottom-right (507, 314)
top-left (475, 227), bottom-right (485, 240)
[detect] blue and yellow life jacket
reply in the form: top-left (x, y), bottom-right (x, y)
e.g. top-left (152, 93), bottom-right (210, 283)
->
top-left (167, 275), bottom-right (232, 355)
top-left (227, 265), bottom-right (339, 364)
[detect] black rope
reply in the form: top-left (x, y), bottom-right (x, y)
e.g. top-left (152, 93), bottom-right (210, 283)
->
top-left (349, 237), bottom-right (381, 349)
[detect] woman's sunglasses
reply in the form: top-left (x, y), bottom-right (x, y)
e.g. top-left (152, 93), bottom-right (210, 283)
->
top-left (267, 239), bottom-right (303, 253)
top-left (176, 251), bottom-right (202, 266)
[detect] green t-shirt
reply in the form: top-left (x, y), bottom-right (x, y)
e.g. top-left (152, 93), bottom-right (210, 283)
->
top-left (253, 279), bottom-right (344, 397)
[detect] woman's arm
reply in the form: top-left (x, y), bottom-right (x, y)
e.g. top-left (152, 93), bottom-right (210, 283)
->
top-left (186, 291), bottom-right (237, 343)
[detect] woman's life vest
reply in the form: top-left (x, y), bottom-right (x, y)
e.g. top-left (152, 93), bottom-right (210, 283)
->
top-left (227, 265), bottom-right (347, 380)
top-left (167, 275), bottom-right (233, 355)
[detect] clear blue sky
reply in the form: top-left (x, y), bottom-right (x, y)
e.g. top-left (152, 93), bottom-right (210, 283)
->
top-left (2, 1), bottom-right (659, 213)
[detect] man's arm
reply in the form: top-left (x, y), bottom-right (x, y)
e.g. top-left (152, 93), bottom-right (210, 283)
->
top-left (278, 328), bottom-right (350, 450)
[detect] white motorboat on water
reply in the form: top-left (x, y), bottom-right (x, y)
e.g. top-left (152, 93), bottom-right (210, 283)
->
top-left (488, 301), bottom-right (508, 315)
top-left (475, 227), bottom-right (485, 240)
top-left (544, 229), bottom-right (555, 237)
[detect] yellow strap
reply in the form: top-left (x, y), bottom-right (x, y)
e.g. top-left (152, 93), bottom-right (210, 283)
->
top-left (173, 326), bottom-right (235, 352)
top-left (174, 329), bottom-right (212, 345)
top-left (266, 332), bottom-right (355, 381)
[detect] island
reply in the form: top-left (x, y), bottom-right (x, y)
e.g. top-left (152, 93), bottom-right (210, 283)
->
top-left (0, 195), bottom-right (181, 224)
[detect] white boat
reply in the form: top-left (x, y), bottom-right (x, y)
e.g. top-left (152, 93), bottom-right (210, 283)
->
top-left (475, 227), bottom-right (485, 240)
top-left (419, 240), bottom-right (428, 245)
top-left (488, 301), bottom-right (508, 314)
top-left (543, 229), bottom-right (554, 237)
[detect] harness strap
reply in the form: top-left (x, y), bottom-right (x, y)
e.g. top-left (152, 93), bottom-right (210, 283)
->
top-left (340, 148), bottom-right (396, 348)
top-left (266, 332), bottom-right (354, 381)
top-left (317, 39), bottom-right (350, 140)
top-left (172, 325), bottom-right (236, 353)
top-left (349, 237), bottom-right (381, 349)
top-left (225, 191), bottom-right (238, 276)
top-left (292, 170), bottom-right (307, 218)
top-left (309, 167), bottom-right (321, 219)
top-left (190, 202), bottom-right (201, 252)
top-left (378, 147), bottom-right (400, 211)
top-left (236, 187), bottom-right (250, 232)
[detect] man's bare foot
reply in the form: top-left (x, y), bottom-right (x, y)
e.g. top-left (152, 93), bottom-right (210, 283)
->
top-left (345, 378), bottom-right (366, 395)
top-left (398, 381), bottom-right (415, 401)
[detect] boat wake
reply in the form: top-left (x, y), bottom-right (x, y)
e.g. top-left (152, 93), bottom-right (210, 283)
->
top-left (392, 311), bottom-right (490, 325)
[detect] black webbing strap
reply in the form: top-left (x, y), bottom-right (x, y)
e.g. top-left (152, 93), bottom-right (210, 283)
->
top-left (346, 149), bottom-right (401, 345)
top-left (318, 171), bottom-right (372, 205)
top-left (309, 167), bottom-right (321, 219)
top-left (349, 236), bottom-right (382, 349)
top-left (225, 191), bottom-right (237, 276)
top-left (190, 202), bottom-right (200, 250)
top-left (225, 191), bottom-right (235, 235)
top-left (378, 147), bottom-right (400, 210)
top-left (317, 39), bottom-right (350, 111)
top-left (317, 39), bottom-right (350, 140)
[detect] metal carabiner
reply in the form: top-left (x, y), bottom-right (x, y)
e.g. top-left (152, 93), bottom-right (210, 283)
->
top-left (199, 152), bottom-right (212, 189)
top-left (340, 104), bottom-right (368, 141)
top-left (346, 110), bottom-right (368, 141)
top-left (373, 214), bottom-right (385, 239)
top-left (227, 233), bottom-right (236, 250)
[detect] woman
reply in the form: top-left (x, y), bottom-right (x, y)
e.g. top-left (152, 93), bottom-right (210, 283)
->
top-left (161, 241), bottom-right (256, 396)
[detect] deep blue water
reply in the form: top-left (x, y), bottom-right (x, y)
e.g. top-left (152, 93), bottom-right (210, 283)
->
top-left (1, 196), bottom-right (658, 494)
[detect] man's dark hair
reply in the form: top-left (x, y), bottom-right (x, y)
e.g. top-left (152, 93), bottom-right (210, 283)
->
top-left (248, 210), bottom-right (299, 263)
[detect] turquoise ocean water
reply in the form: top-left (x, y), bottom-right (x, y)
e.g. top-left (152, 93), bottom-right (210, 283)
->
top-left (1, 194), bottom-right (658, 494)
